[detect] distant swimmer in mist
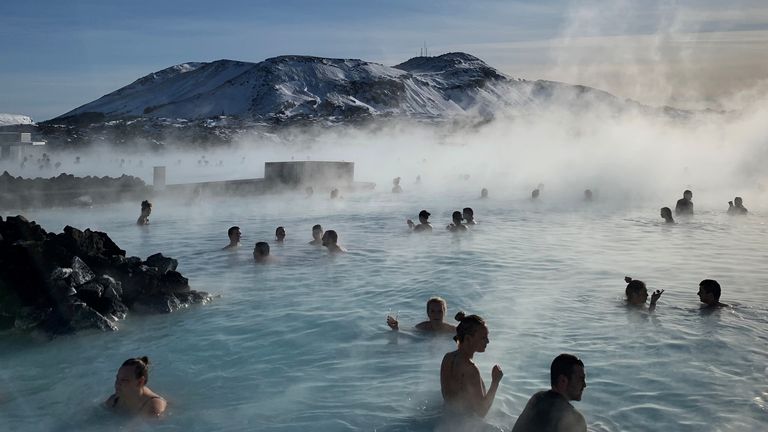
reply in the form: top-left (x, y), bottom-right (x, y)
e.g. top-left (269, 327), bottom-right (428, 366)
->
top-left (105, 356), bottom-right (167, 417)
top-left (531, 188), bottom-right (540, 200)
top-left (330, 188), bottom-right (340, 199)
top-left (440, 312), bottom-right (503, 418)
top-left (305, 186), bottom-right (314, 198)
top-left (309, 224), bottom-right (324, 245)
top-left (480, 188), bottom-right (488, 199)
top-left (660, 207), bottom-right (675, 224)
top-left (136, 200), bottom-right (152, 225)
top-left (727, 197), bottom-right (748, 215)
top-left (275, 226), bottom-right (286, 243)
top-left (387, 297), bottom-right (456, 333)
top-left (624, 276), bottom-right (663, 311)
top-left (392, 177), bottom-right (403, 193)
top-left (698, 279), bottom-right (728, 308)
top-left (463, 207), bottom-right (476, 225)
top-left (415, 175), bottom-right (422, 185)
top-left (675, 190), bottom-right (694, 216)
top-left (583, 189), bottom-right (593, 202)
top-left (511, 354), bottom-right (588, 432)
top-left (322, 229), bottom-right (347, 253)
top-left (253, 241), bottom-right (274, 263)
top-left (447, 211), bottom-right (467, 232)
top-left (407, 210), bottom-right (433, 232)
top-left (223, 226), bottom-right (242, 250)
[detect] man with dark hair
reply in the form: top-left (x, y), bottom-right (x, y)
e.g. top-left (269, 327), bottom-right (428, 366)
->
top-left (309, 224), bottom-right (323, 245)
top-left (511, 354), bottom-right (587, 432)
top-left (253, 241), bottom-right (273, 263)
top-left (322, 229), bottom-right (347, 253)
top-left (223, 226), bottom-right (241, 250)
top-left (698, 279), bottom-right (728, 307)
top-left (447, 211), bottom-right (467, 232)
top-left (407, 210), bottom-right (433, 232)
top-left (675, 190), bottom-right (694, 216)
top-left (462, 207), bottom-right (476, 225)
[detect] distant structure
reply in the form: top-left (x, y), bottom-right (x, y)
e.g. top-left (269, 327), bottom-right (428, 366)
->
top-left (0, 132), bottom-right (46, 161)
top-left (264, 161), bottom-right (354, 188)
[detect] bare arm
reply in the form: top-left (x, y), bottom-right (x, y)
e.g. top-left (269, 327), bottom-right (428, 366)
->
top-left (467, 364), bottom-right (503, 418)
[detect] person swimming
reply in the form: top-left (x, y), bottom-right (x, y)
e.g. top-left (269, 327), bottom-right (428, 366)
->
top-left (440, 312), bottom-right (502, 418)
top-left (447, 211), bottom-right (467, 232)
top-left (675, 190), bottom-right (694, 216)
top-left (330, 188), bottom-right (339, 199)
top-left (222, 226), bottom-right (241, 250)
top-left (583, 189), bottom-right (593, 202)
top-left (275, 226), bottom-right (286, 243)
top-left (698, 279), bottom-right (728, 308)
top-left (136, 200), bottom-right (152, 225)
top-left (309, 224), bottom-right (324, 245)
top-left (511, 354), bottom-right (588, 432)
top-left (531, 188), bottom-right (540, 200)
top-left (727, 197), bottom-right (748, 215)
top-left (407, 210), bottom-right (433, 232)
top-left (392, 177), bottom-right (403, 193)
top-left (322, 230), bottom-right (347, 253)
top-left (462, 207), bottom-right (476, 225)
top-left (105, 356), bottom-right (166, 417)
top-left (387, 297), bottom-right (456, 333)
top-left (660, 207), bottom-right (675, 224)
top-left (624, 276), bottom-right (663, 311)
top-left (480, 188), bottom-right (488, 199)
top-left (253, 241), bottom-right (273, 263)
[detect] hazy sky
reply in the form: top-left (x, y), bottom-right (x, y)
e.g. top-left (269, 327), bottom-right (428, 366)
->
top-left (2, 0), bottom-right (767, 121)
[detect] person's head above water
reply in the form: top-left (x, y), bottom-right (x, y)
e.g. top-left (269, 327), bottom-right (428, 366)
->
top-left (111, 356), bottom-right (166, 416)
top-left (275, 226), bottom-right (286, 242)
top-left (312, 224), bottom-right (323, 240)
top-left (480, 188), bottom-right (488, 198)
top-left (322, 229), bottom-right (338, 246)
top-left (227, 226), bottom-right (241, 245)
top-left (117, 356), bottom-right (150, 390)
top-left (584, 189), bottom-right (593, 200)
top-left (550, 353), bottom-right (586, 401)
top-left (660, 207), bottom-right (674, 223)
top-left (698, 279), bottom-right (721, 306)
top-left (453, 311), bottom-right (487, 350)
top-left (418, 210), bottom-right (431, 223)
top-left (426, 297), bottom-right (447, 321)
top-left (452, 211), bottom-right (463, 225)
top-left (683, 190), bottom-right (693, 200)
top-left (253, 242), bottom-right (270, 261)
top-left (462, 207), bottom-right (474, 221)
top-left (624, 277), bottom-right (648, 305)
top-left (140, 200), bottom-right (152, 216)
top-left (734, 197), bottom-right (743, 206)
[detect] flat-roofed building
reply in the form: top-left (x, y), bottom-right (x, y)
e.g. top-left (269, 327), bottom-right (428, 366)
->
top-left (0, 132), bottom-right (46, 161)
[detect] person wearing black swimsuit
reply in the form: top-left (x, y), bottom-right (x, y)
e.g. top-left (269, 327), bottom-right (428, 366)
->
top-left (105, 356), bottom-right (166, 417)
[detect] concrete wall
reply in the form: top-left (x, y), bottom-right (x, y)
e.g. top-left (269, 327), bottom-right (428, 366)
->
top-left (264, 161), bottom-right (354, 187)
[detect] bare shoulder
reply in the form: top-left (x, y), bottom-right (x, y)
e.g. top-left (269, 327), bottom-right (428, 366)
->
top-left (147, 397), bottom-right (167, 416)
top-left (105, 393), bottom-right (116, 408)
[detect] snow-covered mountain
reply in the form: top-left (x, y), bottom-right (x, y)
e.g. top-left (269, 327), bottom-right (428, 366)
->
top-left (52, 52), bottom-right (651, 125)
top-left (0, 113), bottom-right (34, 126)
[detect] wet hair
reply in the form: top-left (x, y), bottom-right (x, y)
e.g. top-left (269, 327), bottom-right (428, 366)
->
top-left (550, 354), bottom-right (584, 387)
top-left (121, 356), bottom-right (150, 384)
top-left (462, 207), bottom-right (474, 216)
top-left (624, 276), bottom-right (647, 299)
top-left (452, 211), bottom-right (463, 222)
top-left (276, 226), bottom-right (285, 236)
top-left (253, 241), bottom-right (270, 257)
top-left (684, 189), bottom-right (692, 197)
top-left (228, 226), bottom-right (240, 237)
top-left (312, 224), bottom-right (322, 232)
top-left (699, 279), bottom-right (721, 301)
top-left (426, 296), bottom-right (447, 312)
top-left (140, 200), bottom-right (152, 210)
top-left (734, 197), bottom-right (743, 204)
top-left (418, 210), bottom-right (430, 219)
top-left (660, 207), bottom-right (672, 220)
top-left (324, 230), bottom-right (338, 243)
top-left (453, 311), bottom-right (485, 343)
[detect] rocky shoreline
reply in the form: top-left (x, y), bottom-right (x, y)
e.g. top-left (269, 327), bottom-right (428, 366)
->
top-left (0, 215), bottom-right (209, 335)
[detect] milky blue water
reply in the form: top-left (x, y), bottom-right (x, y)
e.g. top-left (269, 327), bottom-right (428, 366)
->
top-left (1, 190), bottom-right (767, 432)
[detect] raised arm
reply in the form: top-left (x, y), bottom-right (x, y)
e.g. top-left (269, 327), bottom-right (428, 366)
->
top-left (467, 364), bottom-right (503, 418)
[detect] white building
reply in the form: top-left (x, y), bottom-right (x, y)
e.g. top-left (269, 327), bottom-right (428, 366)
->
top-left (0, 132), bottom-right (47, 161)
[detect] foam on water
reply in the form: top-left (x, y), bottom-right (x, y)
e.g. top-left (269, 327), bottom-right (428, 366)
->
top-left (1, 190), bottom-right (767, 431)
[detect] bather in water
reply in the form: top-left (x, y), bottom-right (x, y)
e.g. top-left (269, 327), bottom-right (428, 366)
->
top-left (222, 226), bottom-right (242, 250)
top-left (440, 312), bottom-right (503, 418)
top-left (407, 210), bottom-right (433, 232)
top-left (727, 197), bottom-right (748, 215)
top-left (136, 200), bottom-right (152, 225)
top-left (105, 356), bottom-right (166, 417)
top-left (275, 226), bottom-right (286, 243)
top-left (447, 211), bottom-right (467, 232)
top-left (253, 241), bottom-right (275, 263)
top-left (660, 207), bottom-right (675, 224)
top-left (698, 279), bottom-right (728, 308)
top-left (322, 230), bottom-right (347, 253)
top-left (387, 297), bottom-right (456, 333)
top-left (624, 276), bottom-right (663, 311)
top-left (308, 224), bottom-right (323, 245)
top-left (675, 190), bottom-right (694, 216)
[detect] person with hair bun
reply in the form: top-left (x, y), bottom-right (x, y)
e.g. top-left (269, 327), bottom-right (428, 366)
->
top-left (440, 311), bottom-right (503, 418)
top-left (136, 200), bottom-right (152, 225)
top-left (624, 276), bottom-right (663, 311)
top-left (106, 356), bottom-right (166, 417)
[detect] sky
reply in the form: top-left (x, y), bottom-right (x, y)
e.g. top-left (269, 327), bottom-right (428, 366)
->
top-left (1, 0), bottom-right (767, 121)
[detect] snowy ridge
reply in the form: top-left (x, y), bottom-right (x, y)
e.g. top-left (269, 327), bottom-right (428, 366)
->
top-left (53, 52), bottom-right (645, 124)
top-left (0, 113), bottom-right (35, 126)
